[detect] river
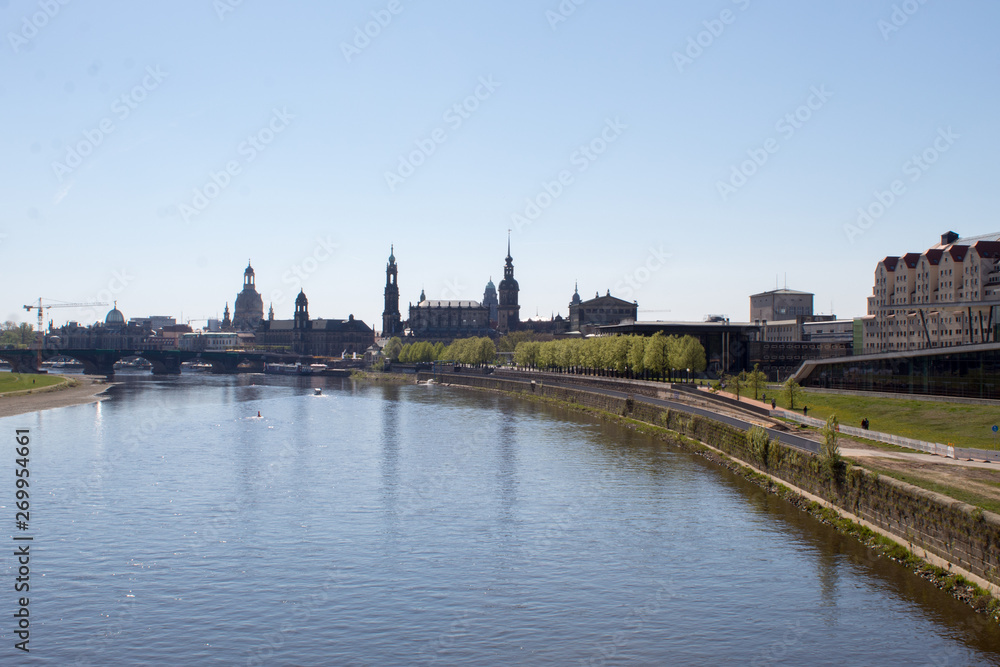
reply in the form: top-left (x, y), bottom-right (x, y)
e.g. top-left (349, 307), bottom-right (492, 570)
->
top-left (3, 373), bottom-right (999, 665)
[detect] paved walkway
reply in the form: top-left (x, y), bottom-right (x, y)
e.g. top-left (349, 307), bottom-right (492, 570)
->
top-left (703, 386), bottom-right (999, 469)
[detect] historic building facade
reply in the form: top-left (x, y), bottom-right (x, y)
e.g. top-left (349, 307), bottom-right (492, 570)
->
top-left (231, 261), bottom-right (264, 331)
top-left (864, 231), bottom-right (1000, 353)
top-left (407, 298), bottom-right (492, 339)
top-left (382, 246), bottom-right (402, 337)
top-left (256, 290), bottom-right (375, 356)
top-left (569, 289), bottom-right (637, 333)
top-left (497, 238), bottom-right (520, 333)
top-left (46, 304), bottom-right (152, 349)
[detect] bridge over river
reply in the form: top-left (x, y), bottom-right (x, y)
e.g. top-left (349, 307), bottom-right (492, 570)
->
top-left (0, 348), bottom-right (303, 376)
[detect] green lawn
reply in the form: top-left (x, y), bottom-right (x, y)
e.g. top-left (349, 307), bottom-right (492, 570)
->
top-left (761, 386), bottom-right (1000, 450)
top-left (0, 373), bottom-right (67, 394)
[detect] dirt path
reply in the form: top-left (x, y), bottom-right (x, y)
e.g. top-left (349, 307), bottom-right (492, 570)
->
top-left (0, 376), bottom-right (115, 418)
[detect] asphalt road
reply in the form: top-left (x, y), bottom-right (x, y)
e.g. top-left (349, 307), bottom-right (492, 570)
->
top-left (489, 373), bottom-right (821, 455)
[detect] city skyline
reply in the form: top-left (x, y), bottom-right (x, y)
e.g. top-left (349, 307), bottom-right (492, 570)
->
top-left (3, 2), bottom-right (998, 328)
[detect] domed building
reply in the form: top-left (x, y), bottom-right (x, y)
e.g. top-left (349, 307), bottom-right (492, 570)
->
top-left (105, 302), bottom-right (126, 329)
top-left (482, 278), bottom-right (498, 327)
top-left (232, 261), bottom-right (264, 331)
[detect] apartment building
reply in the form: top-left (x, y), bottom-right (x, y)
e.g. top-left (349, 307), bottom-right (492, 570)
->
top-left (864, 231), bottom-right (1000, 353)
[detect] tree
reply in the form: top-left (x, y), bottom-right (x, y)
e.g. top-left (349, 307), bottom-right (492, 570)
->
top-left (514, 341), bottom-right (541, 367)
top-left (397, 343), bottom-right (412, 363)
top-left (783, 378), bottom-right (803, 410)
top-left (627, 335), bottom-right (646, 375)
top-left (675, 336), bottom-right (706, 377)
top-left (745, 363), bottom-right (767, 400)
top-left (497, 330), bottom-right (535, 353)
top-left (610, 335), bottom-right (630, 374)
top-left (383, 336), bottom-right (403, 362)
top-left (0, 321), bottom-right (34, 348)
top-left (725, 371), bottom-right (746, 400)
top-left (474, 337), bottom-right (497, 365)
top-left (642, 332), bottom-right (668, 378)
top-left (821, 415), bottom-right (842, 476)
top-left (747, 425), bottom-right (771, 467)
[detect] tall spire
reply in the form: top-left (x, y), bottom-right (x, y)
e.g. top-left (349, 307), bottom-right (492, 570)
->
top-left (506, 230), bottom-right (511, 261)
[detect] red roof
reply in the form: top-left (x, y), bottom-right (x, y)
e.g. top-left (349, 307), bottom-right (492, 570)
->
top-left (902, 252), bottom-right (921, 268)
top-left (921, 248), bottom-right (943, 265)
top-left (972, 241), bottom-right (1000, 259)
top-left (947, 245), bottom-right (969, 262)
top-left (881, 256), bottom-right (900, 271)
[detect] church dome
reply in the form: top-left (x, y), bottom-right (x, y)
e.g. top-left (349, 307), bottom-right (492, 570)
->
top-left (105, 303), bottom-right (125, 326)
top-left (296, 290), bottom-right (308, 306)
top-left (485, 279), bottom-right (496, 293)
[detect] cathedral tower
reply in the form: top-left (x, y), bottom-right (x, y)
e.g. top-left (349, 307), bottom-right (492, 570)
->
top-left (497, 234), bottom-right (520, 333)
top-left (382, 245), bottom-right (401, 336)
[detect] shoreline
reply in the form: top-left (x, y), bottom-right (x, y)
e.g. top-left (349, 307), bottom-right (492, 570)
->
top-left (0, 375), bottom-right (115, 418)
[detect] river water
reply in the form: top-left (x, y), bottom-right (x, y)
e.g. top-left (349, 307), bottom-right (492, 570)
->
top-left (2, 373), bottom-right (1000, 665)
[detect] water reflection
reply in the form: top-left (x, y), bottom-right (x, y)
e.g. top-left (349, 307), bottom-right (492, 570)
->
top-left (3, 373), bottom-right (999, 664)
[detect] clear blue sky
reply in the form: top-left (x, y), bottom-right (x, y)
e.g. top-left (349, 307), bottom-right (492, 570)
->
top-left (2, 1), bottom-right (998, 329)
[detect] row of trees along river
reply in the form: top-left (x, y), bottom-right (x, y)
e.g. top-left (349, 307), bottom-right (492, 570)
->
top-left (382, 332), bottom-right (709, 382)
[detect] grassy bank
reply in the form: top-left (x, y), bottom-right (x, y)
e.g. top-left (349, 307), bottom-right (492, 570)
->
top-left (350, 370), bottom-right (414, 384)
top-left (763, 388), bottom-right (1000, 450)
top-left (0, 373), bottom-right (68, 394)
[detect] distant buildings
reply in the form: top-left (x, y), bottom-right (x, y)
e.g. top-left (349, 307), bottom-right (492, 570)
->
top-left (256, 290), bottom-right (374, 356)
top-left (749, 288), bottom-right (814, 322)
top-left (382, 237), bottom-right (524, 339)
top-left (864, 231), bottom-right (1000, 353)
top-left (569, 286), bottom-right (638, 334)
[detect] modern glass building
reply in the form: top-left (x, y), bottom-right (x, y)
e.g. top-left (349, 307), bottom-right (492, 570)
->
top-left (794, 342), bottom-right (1000, 399)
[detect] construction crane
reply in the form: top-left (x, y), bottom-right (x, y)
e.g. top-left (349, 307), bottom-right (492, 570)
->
top-left (23, 298), bottom-right (107, 350)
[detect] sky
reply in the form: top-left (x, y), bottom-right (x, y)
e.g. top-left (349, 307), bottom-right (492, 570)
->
top-left (2, 1), bottom-right (998, 331)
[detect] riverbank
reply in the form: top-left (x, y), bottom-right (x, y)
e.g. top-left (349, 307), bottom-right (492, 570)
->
top-left (0, 375), bottom-right (114, 418)
top-left (428, 372), bottom-right (1000, 623)
top-left (351, 370), bottom-right (416, 384)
